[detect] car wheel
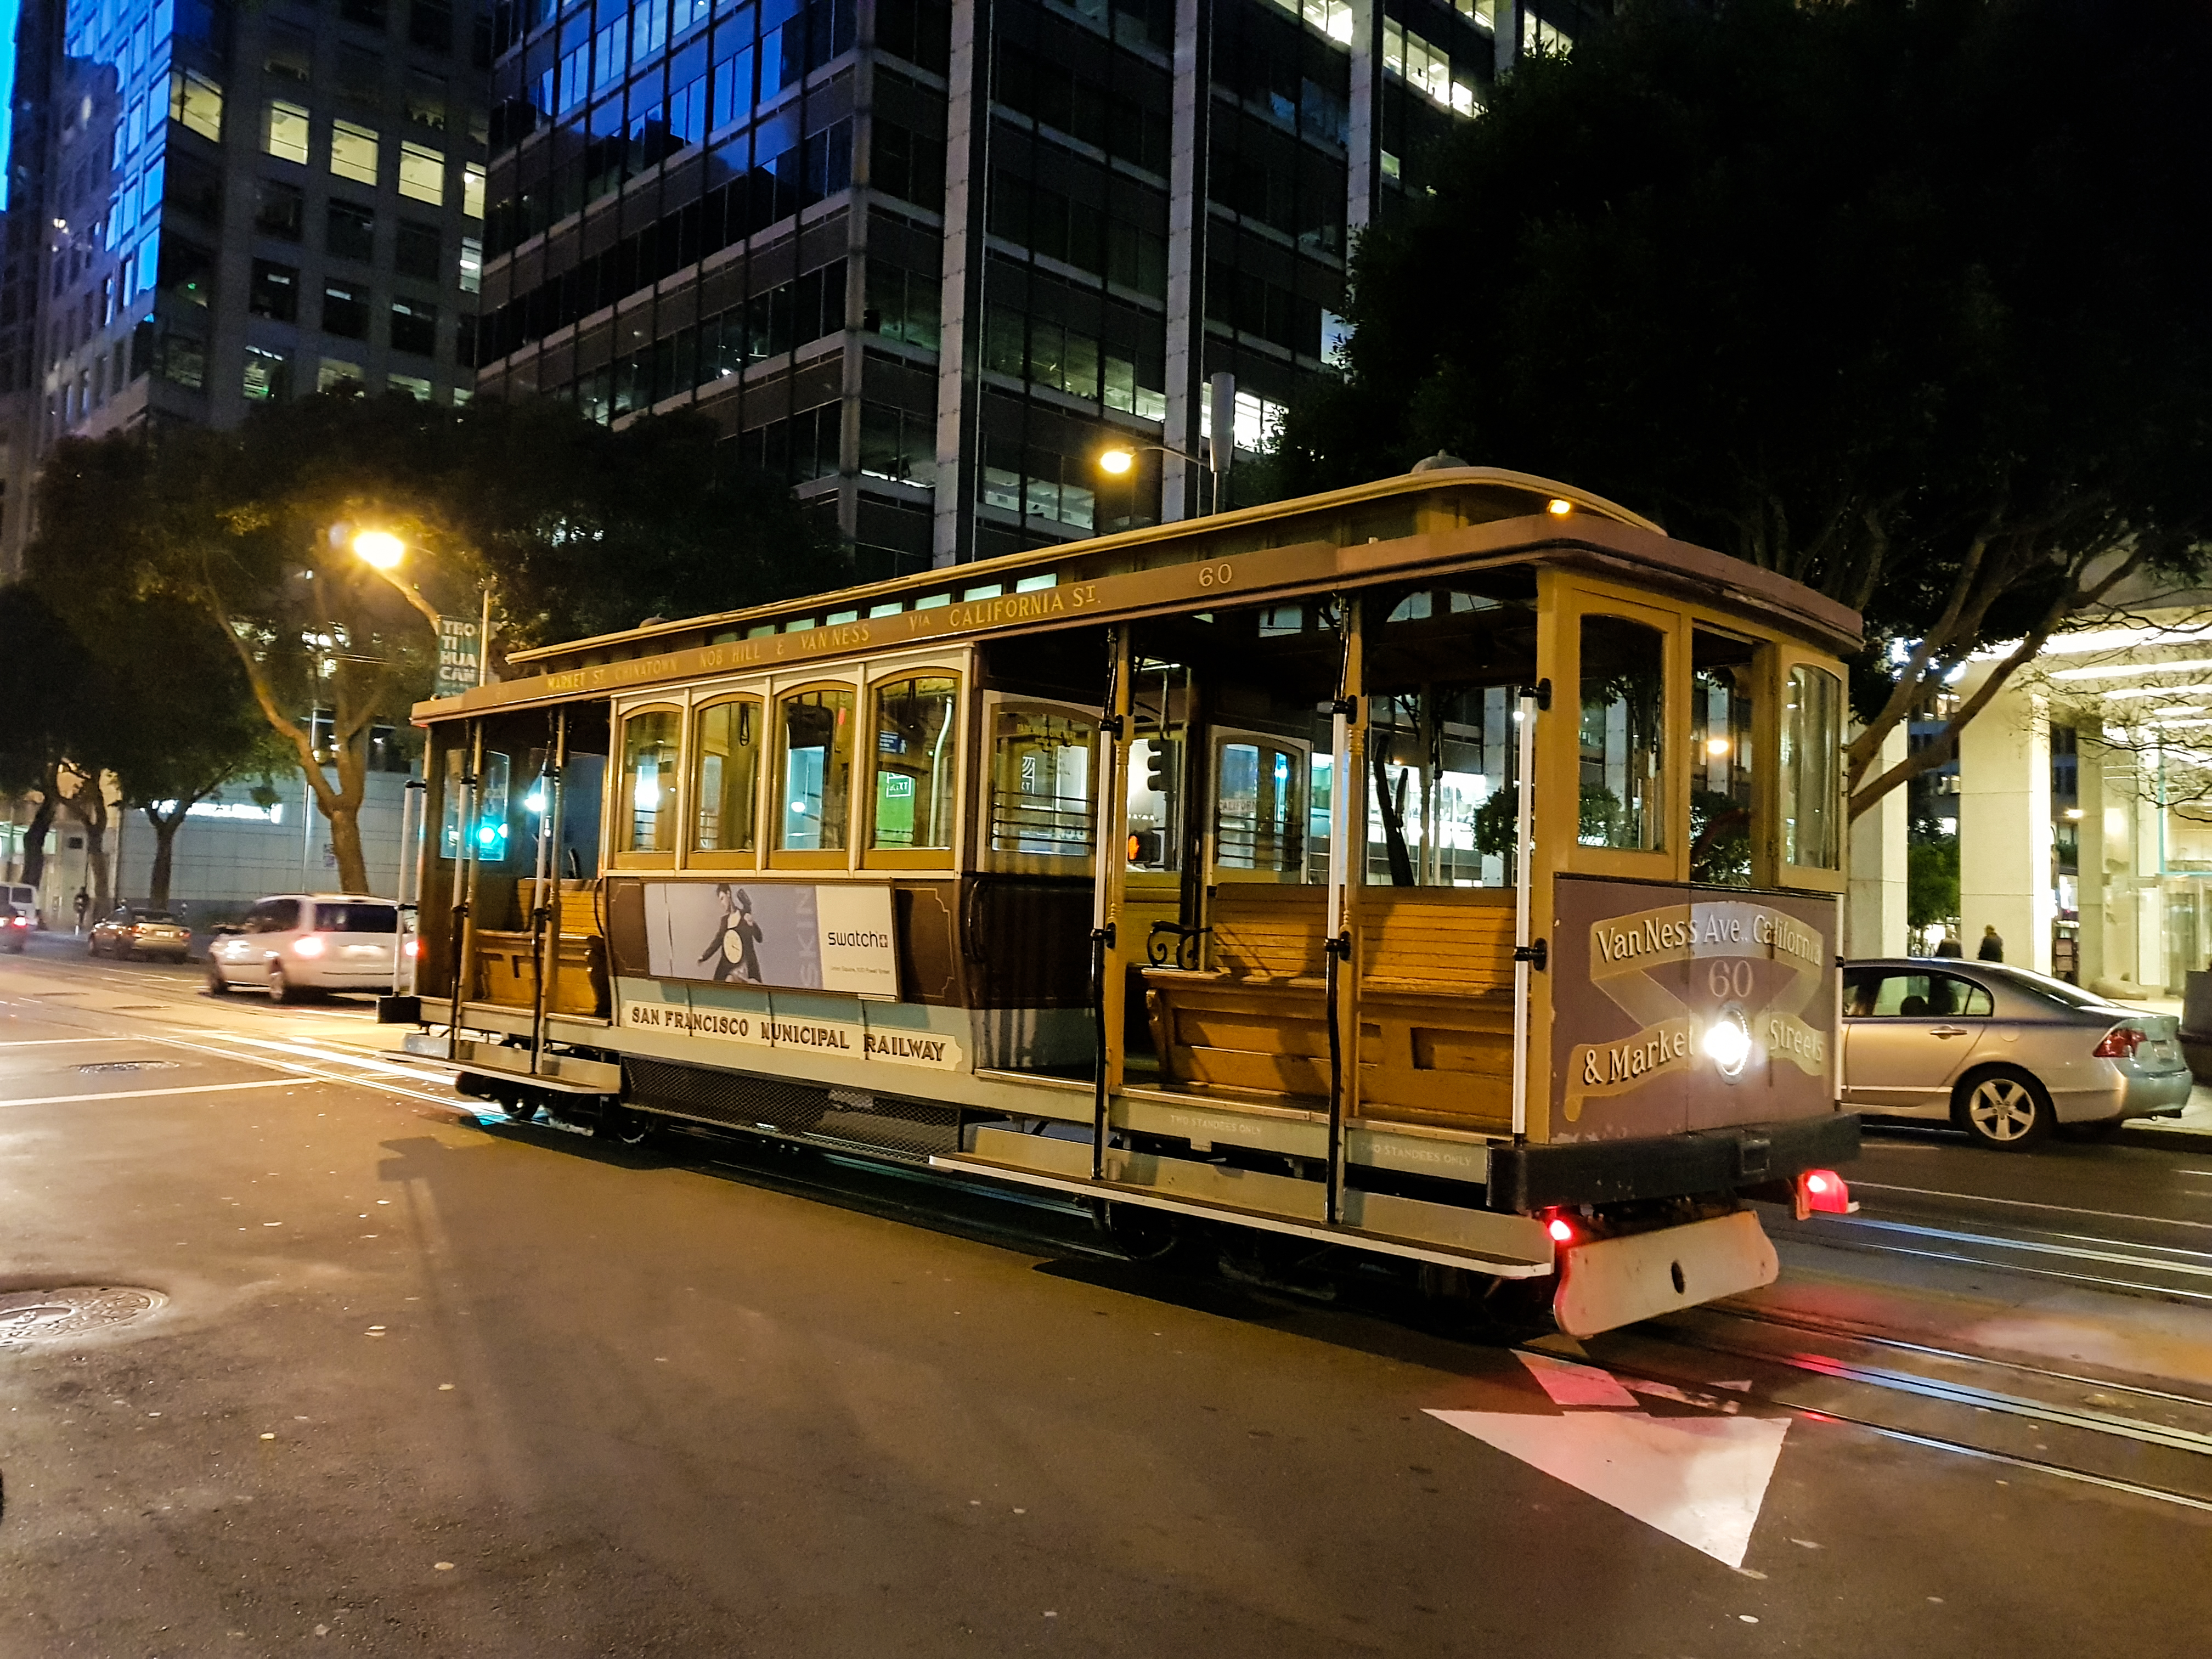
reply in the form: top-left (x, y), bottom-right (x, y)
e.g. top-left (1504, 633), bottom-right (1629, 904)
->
top-left (205, 966), bottom-right (232, 996)
top-left (1956, 1068), bottom-right (2054, 1150)
top-left (268, 964), bottom-right (304, 1005)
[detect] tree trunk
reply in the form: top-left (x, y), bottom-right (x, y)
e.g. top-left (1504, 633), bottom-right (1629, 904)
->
top-left (19, 788), bottom-right (57, 889)
top-left (145, 808), bottom-right (185, 909)
top-left (82, 819), bottom-right (110, 915)
top-left (326, 802), bottom-right (371, 895)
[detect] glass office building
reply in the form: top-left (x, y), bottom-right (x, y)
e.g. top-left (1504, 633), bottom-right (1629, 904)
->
top-left (30, 0), bottom-right (489, 453)
top-left (473, 0), bottom-right (1589, 575)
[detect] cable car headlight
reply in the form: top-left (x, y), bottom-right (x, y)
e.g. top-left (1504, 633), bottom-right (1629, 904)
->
top-left (1703, 1010), bottom-right (1752, 1078)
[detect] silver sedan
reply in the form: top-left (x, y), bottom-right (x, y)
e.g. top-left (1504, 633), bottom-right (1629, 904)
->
top-left (1842, 960), bottom-right (2193, 1149)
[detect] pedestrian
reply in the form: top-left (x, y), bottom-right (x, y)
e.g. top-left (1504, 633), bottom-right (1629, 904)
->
top-left (72, 887), bottom-right (89, 934)
top-left (1933, 929), bottom-right (1963, 958)
top-left (1977, 924), bottom-right (2004, 962)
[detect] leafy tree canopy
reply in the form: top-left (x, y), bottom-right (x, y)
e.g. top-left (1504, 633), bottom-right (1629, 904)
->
top-left (24, 391), bottom-right (838, 893)
top-left (1271, 0), bottom-right (2212, 816)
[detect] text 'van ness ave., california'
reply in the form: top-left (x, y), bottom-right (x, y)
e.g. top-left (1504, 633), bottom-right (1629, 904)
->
top-left (1592, 904), bottom-right (1825, 974)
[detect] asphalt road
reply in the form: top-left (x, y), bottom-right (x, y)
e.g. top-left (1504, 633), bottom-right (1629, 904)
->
top-left (3, 936), bottom-right (2210, 1657)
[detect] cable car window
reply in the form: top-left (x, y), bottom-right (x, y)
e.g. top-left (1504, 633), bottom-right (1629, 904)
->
top-left (991, 706), bottom-right (1095, 856)
top-left (618, 711), bottom-right (680, 854)
top-left (1783, 664), bottom-right (1843, 870)
top-left (1367, 686), bottom-right (1517, 887)
top-left (1691, 631), bottom-right (1759, 887)
top-left (692, 696), bottom-right (761, 854)
top-left (1127, 661), bottom-right (1192, 871)
top-left (443, 746), bottom-right (512, 859)
top-left (1579, 615), bottom-right (1666, 853)
top-left (871, 675), bottom-right (960, 851)
top-left (777, 686), bottom-right (855, 852)
top-left (1216, 740), bottom-right (1304, 872)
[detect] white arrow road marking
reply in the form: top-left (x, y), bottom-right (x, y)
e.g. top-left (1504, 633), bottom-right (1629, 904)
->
top-left (1427, 1352), bottom-right (1790, 1570)
top-left (1519, 1350), bottom-right (1639, 1408)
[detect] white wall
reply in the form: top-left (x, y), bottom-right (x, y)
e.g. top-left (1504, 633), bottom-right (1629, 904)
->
top-left (111, 768), bottom-right (421, 917)
top-left (1846, 723), bottom-right (1909, 957)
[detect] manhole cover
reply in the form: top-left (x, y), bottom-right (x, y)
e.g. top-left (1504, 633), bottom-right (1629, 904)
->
top-left (0, 1287), bottom-right (166, 1344)
top-left (76, 1060), bottom-right (180, 1074)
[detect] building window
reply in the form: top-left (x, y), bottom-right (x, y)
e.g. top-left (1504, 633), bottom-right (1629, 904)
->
top-left (249, 260), bottom-right (299, 321)
top-left (318, 357), bottom-right (364, 391)
top-left (326, 200), bottom-right (376, 262)
top-left (389, 298), bottom-right (437, 356)
top-left (242, 346), bottom-right (291, 401)
top-left (322, 282), bottom-right (370, 340)
top-left (336, 43), bottom-right (381, 104)
top-left (255, 179), bottom-right (304, 240)
top-left (170, 69), bottom-right (223, 143)
top-left (463, 161), bottom-right (486, 221)
top-left (342, 0), bottom-right (389, 30)
top-left (409, 0), bottom-right (454, 51)
top-left (263, 99), bottom-right (309, 165)
top-left (388, 372), bottom-right (432, 399)
top-left (395, 219), bottom-right (441, 280)
top-left (406, 69), bottom-right (449, 131)
top-left (398, 142), bottom-right (446, 205)
top-left (458, 235), bottom-right (482, 294)
top-left (331, 121), bottom-right (381, 186)
top-left (263, 20), bottom-right (314, 83)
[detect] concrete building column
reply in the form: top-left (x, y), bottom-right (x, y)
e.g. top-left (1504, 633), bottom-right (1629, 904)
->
top-left (2075, 734), bottom-right (2106, 988)
top-left (1846, 721), bottom-right (1908, 958)
top-left (1958, 675), bottom-right (2053, 973)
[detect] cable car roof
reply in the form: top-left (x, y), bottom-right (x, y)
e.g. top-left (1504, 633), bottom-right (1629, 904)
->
top-left (419, 466), bottom-right (1860, 721)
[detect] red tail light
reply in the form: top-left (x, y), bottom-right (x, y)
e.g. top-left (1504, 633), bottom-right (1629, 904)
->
top-left (2093, 1026), bottom-right (2146, 1059)
top-left (1795, 1169), bottom-right (1853, 1217)
top-left (1545, 1215), bottom-right (1576, 1244)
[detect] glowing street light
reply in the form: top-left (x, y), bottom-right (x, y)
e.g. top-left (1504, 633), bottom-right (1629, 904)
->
top-left (1098, 447), bottom-right (1137, 477)
top-left (352, 529), bottom-right (406, 569)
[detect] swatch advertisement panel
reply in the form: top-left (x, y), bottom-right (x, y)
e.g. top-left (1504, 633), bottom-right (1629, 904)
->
top-left (640, 882), bottom-right (898, 997)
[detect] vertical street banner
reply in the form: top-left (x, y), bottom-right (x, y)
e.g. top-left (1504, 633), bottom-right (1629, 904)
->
top-left (433, 616), bottom-right (481, 698)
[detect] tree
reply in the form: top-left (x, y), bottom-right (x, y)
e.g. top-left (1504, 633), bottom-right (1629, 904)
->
top-left (1271, 0), bottom-right (2212, 821)
top-left (1907, 817), bottom-right (1960, 936)
top-left (0, 586), bottom-right (104, 894)
top-left (25, 393), bottom-right (839, 894)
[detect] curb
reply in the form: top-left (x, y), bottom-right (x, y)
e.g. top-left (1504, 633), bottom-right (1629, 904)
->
top-left (2115, 1123), bottom-right (2212, 1153)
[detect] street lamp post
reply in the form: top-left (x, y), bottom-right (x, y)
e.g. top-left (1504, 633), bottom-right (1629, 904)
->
top-left (1099, 371), bottom-right (1239, 520)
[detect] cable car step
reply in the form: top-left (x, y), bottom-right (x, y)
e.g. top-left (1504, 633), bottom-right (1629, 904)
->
top-left (437, 1037), bottom-right (620, 1094)
top-left (933, 1128), bottom-right (1554, 1275)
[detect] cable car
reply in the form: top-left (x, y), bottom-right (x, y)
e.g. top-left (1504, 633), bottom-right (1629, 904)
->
top-left (403, 464), bottom-right (1858, 1335)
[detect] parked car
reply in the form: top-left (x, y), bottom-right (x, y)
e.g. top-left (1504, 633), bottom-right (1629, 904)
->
top-left (87, 907), bottom-right (191, 961)
top-left (2, 883), bottom-right (38, 930)
top-left (206, 894), bottom-right (401, 1002)
top-left (1842, 958), bottom-right (2193, 1148)
top-left (0, 901), bottom-right (31, 952)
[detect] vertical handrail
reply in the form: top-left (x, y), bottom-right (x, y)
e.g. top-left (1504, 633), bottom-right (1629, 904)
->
top-left (1090, 624), bottom-right (1127, 1181)
top-left (446, 720), bottom-right (484, 1062)
top-left (395, 775), bottom-right (426, 997)
top-left (529, 708), bottom-right (569, 1076)
top-left (1323, 596), bottom-right (1360, 1225)
top-left (1510, 688), bottom-right (1541, 1144)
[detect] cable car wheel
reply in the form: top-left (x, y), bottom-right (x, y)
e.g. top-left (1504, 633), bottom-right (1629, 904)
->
top-left (1093, 1199), bottom-right (1186, 1262)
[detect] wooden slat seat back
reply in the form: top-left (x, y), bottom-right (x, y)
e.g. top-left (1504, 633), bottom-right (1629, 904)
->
top-left (1208, 885), bottom-right (1329, 983)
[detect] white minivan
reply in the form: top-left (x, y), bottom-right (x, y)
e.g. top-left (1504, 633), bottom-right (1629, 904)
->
top-left (207, 894), bottom-right (402, 1001)
top-left (2, 884), bottom-right (39, 930)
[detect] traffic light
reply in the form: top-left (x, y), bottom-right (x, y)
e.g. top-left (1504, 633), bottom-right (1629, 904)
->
top-left (1143, 737), bottom-right (1172, 798)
